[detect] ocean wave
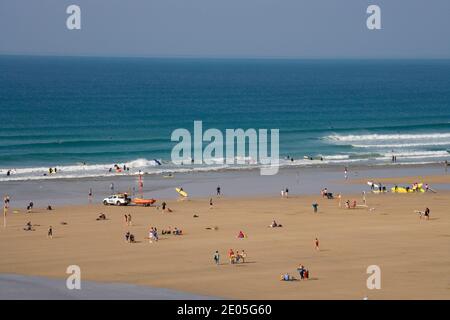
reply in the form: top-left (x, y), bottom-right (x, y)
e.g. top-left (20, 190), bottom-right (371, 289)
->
top-left (327, 133), bottom-right (450, 142)
top-left (352, 141), bottom-right (450, 148)
top-left (1, 151), bottom-right (450, 182)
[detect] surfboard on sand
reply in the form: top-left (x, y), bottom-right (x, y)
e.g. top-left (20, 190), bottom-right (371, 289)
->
top-left (175, 188), bottom-right (188, 197)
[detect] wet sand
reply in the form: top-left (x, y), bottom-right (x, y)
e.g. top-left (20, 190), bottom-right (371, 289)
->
top-left (1, 185), bottom-right (449, 299)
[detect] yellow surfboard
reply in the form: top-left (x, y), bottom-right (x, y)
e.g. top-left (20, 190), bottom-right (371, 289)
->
top-left (175, 188), bottom-right (188, 197)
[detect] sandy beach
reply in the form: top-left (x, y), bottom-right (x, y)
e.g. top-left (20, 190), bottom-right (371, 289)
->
top-left (1, 178), bottom-right (449, 299)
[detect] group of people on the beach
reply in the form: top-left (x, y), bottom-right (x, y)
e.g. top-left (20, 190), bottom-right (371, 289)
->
top-left (227, 249), bottom-right (247, 264)
top-left (280, 264), bottom-right (310, 281)
top-left (22, 221), bottom-right (53, 239)
top-left (109, 164), bottom-right (130, 173)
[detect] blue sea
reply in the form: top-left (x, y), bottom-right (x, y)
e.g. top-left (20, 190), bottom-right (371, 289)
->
top-left (1, 56), bottom-right (450, 181)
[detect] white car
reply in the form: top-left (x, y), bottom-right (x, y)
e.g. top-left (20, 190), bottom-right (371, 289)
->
top-left (103, 194), bottom-right (130, 206)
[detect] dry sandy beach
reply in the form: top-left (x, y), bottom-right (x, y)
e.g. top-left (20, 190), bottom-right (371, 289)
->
top-left (1, 180), bottom-right (449, 299)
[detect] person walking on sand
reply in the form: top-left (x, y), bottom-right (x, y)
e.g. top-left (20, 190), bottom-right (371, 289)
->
top-left (285, 188), bottom-right (289, 198)
top-left (315, 238), bottom-right (320, 251)
top-left (362, 191), bottom-right (366, 206)
top-left (209, 198), bottom-right (213, 209)
top-left (312, 203), bottom-right (318, 213)
top-left (281, 189), bottom-right (285, 198)
top-left (124, 214), bottom-right (128, 225)
top-left (127, 214), bottom-right (132, 226)
top-left (213, 251), bottom-right (220, 265)
top-left (47, 226), bottom-right (53, 239)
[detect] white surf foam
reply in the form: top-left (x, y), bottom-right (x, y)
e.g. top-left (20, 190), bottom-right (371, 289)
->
top-left (327, 133), bottom-right (450, 142)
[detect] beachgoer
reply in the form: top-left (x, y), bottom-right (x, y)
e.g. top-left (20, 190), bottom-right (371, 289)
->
top-left (312, 203), bottom-right (318, 213)
top-left (285, 188), bottom-right (289, 198)
top-left (297, 265), bottom-right (305, 280)
top-left (235, 250), bottom-right (241, 263)
top-left (281, 190), bottom-right (285, 198)
top-left (281, 273), bottom-right (293, 281)
top-left (237, 231), bottom-right (245, 239)
top-left (228, 249), bottom-right (235, 264)
top-left (315, 238), bottom-right (320, 251)
top-left (209, 198), bottom-right (213, 209)
top-left (24, 221), bottom-right (33, 231)
top-left (127, 214), bottom-right (132, 226)
top-left (4, 195), bottom-right (10, 209)
top-left (213, 251), bottom-right (220, 265)
top-left (217, 186), bottom-right (221, 196)
top-left (88, 188), bottom-right (93, 203)
top-left (48, 226), bottom-right (53, 239)
top-left (424, 207), bottom-right (430, 220)
top-left (241, 250), bottom-right (247, 263)
top-left (96, 213), bottom-right (106, 221)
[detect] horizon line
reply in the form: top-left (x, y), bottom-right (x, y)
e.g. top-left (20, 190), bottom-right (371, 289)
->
top-left (1, 52), bottom-right (450, 61)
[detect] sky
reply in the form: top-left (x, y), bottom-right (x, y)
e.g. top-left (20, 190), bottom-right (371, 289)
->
top-left (0, 0), bottom-right (449, 58)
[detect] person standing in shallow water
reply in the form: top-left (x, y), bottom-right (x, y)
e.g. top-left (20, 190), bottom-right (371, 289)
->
top-left (216, 186), bottom-right (221, 196)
